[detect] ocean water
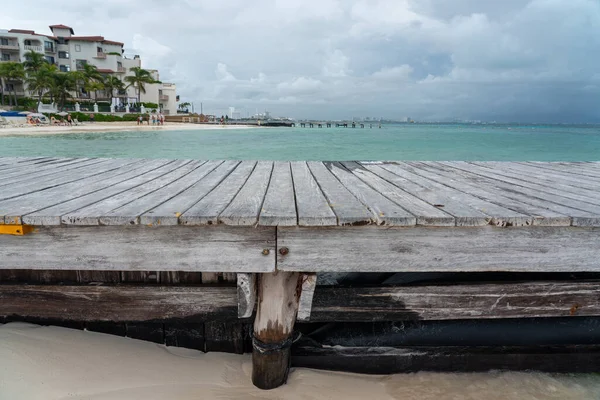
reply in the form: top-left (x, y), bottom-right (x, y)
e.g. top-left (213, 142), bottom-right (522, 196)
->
top-left (1, 123), bottom-right (599, 160)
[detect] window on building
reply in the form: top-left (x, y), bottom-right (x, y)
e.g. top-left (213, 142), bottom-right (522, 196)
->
top-left (75, 59), bottom-right (87, 70)
top-left (1, 54), bottom-right (10, 61)
top-left (97, 46), bottom-right (103, 53)
top-left (5, 83), bottom-right (14, 91)
top-left (58, 51), bottom-right (69, 59)
top-left (57, 37), bottom-right (66, 45)
top-left (59, 65), bottom-right (70, 72)
top-left (0, 38), bottom-right (8, 46)
top-left (75, 44), bottom-right (81, 52)
top-left (44, 41), bottom-right (54, 52)
top-left (24, 39), bottom-right (32, 46)
top-left (44, 56), bottom-right (55, 64)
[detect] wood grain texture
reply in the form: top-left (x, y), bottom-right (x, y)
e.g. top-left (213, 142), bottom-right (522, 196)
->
top-left (307, 161), bottom-right (373, 225)
top-left (343, 162), bottom-right (454, 226)
top-left (238, 273), bottom-right (256, 318)
top-left (0, 285), bottom-right (238, 321)
top-left (62, 160), bottom-right (196, 225)
top-left (0, 226), bottom-right (276, 272)
top-left (180, 161), bottom-right (256, 225)
top-left (374, 163), bottom-right (530, 227)
top-left (258, 161), bottom-right (296, 226)
top-left (297, 273), bottom-right (317, 322)
top-left (140, 160), bottom-right (240, 226)
top-left (10, 160), bottom-right (168, 225)
top-left (290, 162), bottom-right (337, 226)
top-left (309, 281), bottom-right (600, 321)
top-left (220, 161), bottom-right (273, 226)
top-left (277, 226), bottom-right (600, 272)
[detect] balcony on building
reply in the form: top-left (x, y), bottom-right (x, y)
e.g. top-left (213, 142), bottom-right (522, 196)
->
top-left (160, 94), bottom-right (169, 101)
top-left (23, 39), bottom-right (43, 52)
top-left (95, 47), bottom-right (106, 59)
top-left (0, 54), bottom-right (21, 63)
top-left (44, 41), bottom-right (55, 53)
top-left (0, 37), bottom-right (19, 52)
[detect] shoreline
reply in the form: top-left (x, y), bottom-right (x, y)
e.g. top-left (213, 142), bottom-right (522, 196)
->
top-left (0, 122), bottom-right (261, 136)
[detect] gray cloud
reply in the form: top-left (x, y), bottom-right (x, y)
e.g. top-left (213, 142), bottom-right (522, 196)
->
top-left (1, 0), bottom-right (599, 121)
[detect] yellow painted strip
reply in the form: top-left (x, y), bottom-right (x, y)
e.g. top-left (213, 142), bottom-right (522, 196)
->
top-left (0, 225), bottom-right (34, 236)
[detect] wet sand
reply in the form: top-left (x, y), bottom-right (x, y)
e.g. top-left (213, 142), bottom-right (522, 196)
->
top-left (1, 323), bottom-right (598, 400)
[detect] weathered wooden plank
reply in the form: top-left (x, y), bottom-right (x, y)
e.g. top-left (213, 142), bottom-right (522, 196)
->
top-left (204, 321), bottom-right (245, 354)
top-left (238, 273), bottom-right (256, 318)
top-left (258, 162), bottom-right (296, 226)
top-left (62, 160), bottom-right (196, 225)
top-left (0, 285), bottom-right (238, 321)
top-left (140, 160), bottom-right (240, 226)
top-left (307, 161), bottom-right (372, 225)
top-left (0, 158), bottom-right (135, 203)
top-left (458, 162), bottom-right (600, 206)
top-left (2, 159), bottom-right (161, 225)
top-left (366, 163), bottom-right (521, 227)
top-left (220, 161), bottom-right (273, 226)
top-left (327, 162), bottom-right (416, 226)
top-left (292, 345), bottom-right (600, 374)
top-left (400, 162), bottom-right (573, 226)
top-left (290, 161), bottom-right (337, 226)
top-left (277, 226), bottom-right (600, 273)
top-left (180, 161), bottom-right (256, 225)
top-left (309, 281), bottom-right (600, 321)
top-left (165, 323), bottom-right (205, 351)
top-left (160, 271), bottom-right (203, 284)
top-left (0, 226), bottom-right (276, 272)
top-left (99, 161), bottom-right (226, 225)
top-left (0, 158), bottom-right (93, 186)
top-left (0, 157), bottom-right (57, 171)
top-left (297, 273), bottom-right (317, 322)
top-left (0, 269), bottom-right (78, 284)
top-left (513, 162), bottom-right (600, 185)
top-left (21, 160), bottom-right (174, 225)
top-left (424, 162), bottom-right (600, 226)
top-left (343, 162), bottom-right (454, 226)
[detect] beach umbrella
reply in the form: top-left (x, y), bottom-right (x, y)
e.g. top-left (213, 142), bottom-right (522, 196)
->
top-left (28, 113), bottom-right (45, 118)
top-left (57, 111), bottom-right (69, 117)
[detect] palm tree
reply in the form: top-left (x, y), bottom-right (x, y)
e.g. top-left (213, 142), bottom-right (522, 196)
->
top-left (124, 67), bottom-right (160, 103)
top-left (103, 76), bottom-right (125, 103)
top-left (5, 63), bottom-right (25, 106)
top-left (81, 64), bottom-right (103, 101)
top-left (25, 63), bottom-right (57, 105)
top-left (0, 63), bottom-right (9, 106)
top-left (23, 50), bottom-right (48, 74)
top-left (52, 72), bottom-right (77, 110)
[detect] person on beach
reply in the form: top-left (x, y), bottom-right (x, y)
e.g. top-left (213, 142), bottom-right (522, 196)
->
top-left (67, 114), bottom-right (72, 126)
top-left (90, 114), bottom-right (95, 123)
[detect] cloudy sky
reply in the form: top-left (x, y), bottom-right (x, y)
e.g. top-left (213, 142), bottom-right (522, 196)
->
top-left (2, 0), bottom-right (600, 122)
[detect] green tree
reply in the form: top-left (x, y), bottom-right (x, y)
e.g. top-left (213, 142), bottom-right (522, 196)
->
top-left (124, 67), bottom-right (160, 103)
top-left (103, 76), bottom-right (125, 103)
top-left (23, 50), bottom-right (48, 74)
top-left (4, 63), bottom-right (25, 106)
top-left (0, 63), bottom-right (9, 106)
top-left (52, 72), bottom-right (77, 110)
top-left (25, 63), bottom-right (57, 105)
top-left (80, 64), bottom-right (104, 101)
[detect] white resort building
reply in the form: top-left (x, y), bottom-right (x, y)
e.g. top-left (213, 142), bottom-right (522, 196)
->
top-left (0, 24), bottom-right (178, 114)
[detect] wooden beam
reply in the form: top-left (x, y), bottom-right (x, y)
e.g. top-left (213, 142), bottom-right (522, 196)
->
top-left (0, 225), bottom-right (34, 236)
top-left (0, 226), bottom-right (276, 272)
top-left (252, 271), bottom-right (302, 390)
top-left (237, 273), bottom-right (256, 318)
top-left (0, 285), bottom-right (239, 321)
top-left (297, 273), bottom-right (317, 322)
top-left (292, 345), bottom-right (600, 374)
top-left (2, 281), bottom-right (600, 323)
top-left (278, 226), bottom-right (600, 272)
top-left (309, 281), bottom-right (600, 321)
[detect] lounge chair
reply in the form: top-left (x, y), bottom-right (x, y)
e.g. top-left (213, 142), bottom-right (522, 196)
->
top-left (73, 118), bottom-right (81, 126)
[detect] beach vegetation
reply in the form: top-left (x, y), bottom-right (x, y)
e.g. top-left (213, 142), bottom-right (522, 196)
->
top-left (103, 76), bottom-right (125, 104)
top-left (25, 63), bottom-right (58, 105)
top-left (0, 62), bottom-right (25, 106)
top-left (124, 67), bottom-right (160, 103)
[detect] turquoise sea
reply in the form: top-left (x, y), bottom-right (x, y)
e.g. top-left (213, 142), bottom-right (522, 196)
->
top-left (1, 123), bottom-right (599, 160)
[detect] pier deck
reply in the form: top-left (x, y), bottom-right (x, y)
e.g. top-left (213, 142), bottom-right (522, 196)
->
top-left (1, 157), bottom-right (600, 388)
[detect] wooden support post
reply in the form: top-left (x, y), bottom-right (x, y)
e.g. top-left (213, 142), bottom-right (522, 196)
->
top-left (252, 271), bottom-right (302, 390)
top-left (297, 273), bottom-right (317, 322)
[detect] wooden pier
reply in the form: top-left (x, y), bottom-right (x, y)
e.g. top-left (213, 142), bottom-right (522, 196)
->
top-left (1, 157), bottom-right (600, 389)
